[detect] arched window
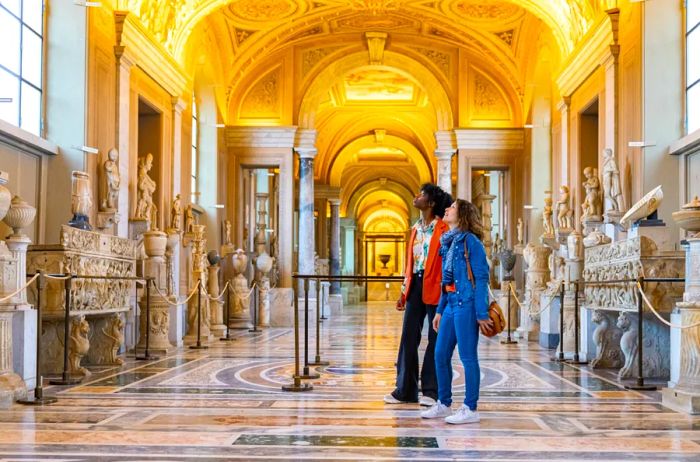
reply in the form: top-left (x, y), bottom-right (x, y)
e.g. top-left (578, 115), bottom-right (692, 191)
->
top-left (0, 0), bottom-right (43, 136)
top-left (687, 2), bottom-right (700, 134)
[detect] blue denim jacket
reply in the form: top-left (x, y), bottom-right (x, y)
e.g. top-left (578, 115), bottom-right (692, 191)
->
top-left (436, 231), bottom-right (490, 320)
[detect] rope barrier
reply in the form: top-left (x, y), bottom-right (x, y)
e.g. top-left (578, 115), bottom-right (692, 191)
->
top-left (0, 273), bottom-right (40, 303)
top-left (231, 282), bottom-right (257, 301)
top-left (151, 279), bottom-right (202, 306)
top-left (44, 274), bottom-right (71, 281)
top-left (487, 285), bottom-right (497, 301)
top-left (508, 283), bottom-right (525, 309)
top-left (202, 281), bottom-right (231, 302)
top-left (526, 281), bottom-right (563, 316)
top-left (636, 281), bottom-right (700, 329)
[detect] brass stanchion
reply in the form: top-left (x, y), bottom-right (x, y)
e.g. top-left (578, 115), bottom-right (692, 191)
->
top-left (50, 276), bottom-right (82, 385)
top-left (221, 282), bottom-right (235, 341)
top-left (552, 284), bottom-right (565, 361)
top-left (249, 284), bottom-right (261, 333)
top-left (501, 282), bottom-right (517, 345)
top-left (625, 277), bottom-right (657, 390)
top-left (136, 278), bottom-right (160, 360)
top-left (567, 281), bottom-right (588, 365)
top-left (299, 278), bottom-right (320, 379)
top-left (282, 280), bottom-right (312, 392)
top-left (19, 271), bottom-right (57, 405)
top-left (190, 280), bottom-right (208, 350)
top-left (309, 277), bottom-right (329, 366)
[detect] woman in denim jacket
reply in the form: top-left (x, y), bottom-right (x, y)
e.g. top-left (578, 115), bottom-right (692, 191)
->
top-left (420, 199), bottom-right (492, 424)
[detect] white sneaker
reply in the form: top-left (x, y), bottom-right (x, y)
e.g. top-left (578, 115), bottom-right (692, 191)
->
top-left (383, 394), bottom-right (406, 404)
top-left (445, 405), bottom-right (480, 424)
top-left (419, 395), bottom-right (436, 407)
top-left (420, 401), bottom-right (451, 419)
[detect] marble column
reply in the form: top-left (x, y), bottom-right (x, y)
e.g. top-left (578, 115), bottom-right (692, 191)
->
top-left (663, 238), bottom-right (700, 413)
top-left (329, 199), bottom-right (341, 294)
top-left (114, 50), bottom-right (133, 239)
top-left (435, 150), bottom-right (454, 195)
top-left (295, 144), bottom-right (317, 285)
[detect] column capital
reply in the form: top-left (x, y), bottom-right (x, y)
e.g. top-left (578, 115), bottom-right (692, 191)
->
top-left (172, 97), bottom-right (187, 114)
top-left (434, 129), bottom-right (457, 152)
top-left (295, 148), bottom-right (318, 159)
top-left (329, 198), bottom-right (341, 207)
top-left (434, 149), bottom-right (455, 160)
top-left (556, 96), bottom-right (571, 112)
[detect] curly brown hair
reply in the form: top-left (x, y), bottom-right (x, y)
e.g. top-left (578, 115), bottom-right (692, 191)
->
top-left (454, 199), bottom-right (484, 241)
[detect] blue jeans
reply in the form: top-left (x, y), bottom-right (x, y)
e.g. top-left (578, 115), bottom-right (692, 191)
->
top-left (435, 302), bottom-right (480, 410)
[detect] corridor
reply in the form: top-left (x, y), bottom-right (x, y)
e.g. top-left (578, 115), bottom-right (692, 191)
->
top-left (1, 303), bottom-right (698, 461)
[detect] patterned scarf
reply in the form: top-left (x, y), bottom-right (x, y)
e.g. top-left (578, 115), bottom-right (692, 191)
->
top-left (440, 228), bottom-right (467, 286)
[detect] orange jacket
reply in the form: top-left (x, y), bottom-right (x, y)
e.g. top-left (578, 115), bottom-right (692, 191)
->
top-left (401, 218), bottom-right (448, 306)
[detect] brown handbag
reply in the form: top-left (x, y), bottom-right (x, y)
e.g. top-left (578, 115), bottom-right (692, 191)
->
top-left (464, 240), bottom-right (506, 337)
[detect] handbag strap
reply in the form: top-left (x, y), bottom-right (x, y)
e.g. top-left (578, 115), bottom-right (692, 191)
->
top-left (463, 239), bottom-right (475, 289)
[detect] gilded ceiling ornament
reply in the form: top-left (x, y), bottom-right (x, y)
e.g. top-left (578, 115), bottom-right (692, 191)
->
top-left (227, 0), bottom-right (298, 22)
top-left (495, 29), bottom-right (514, 47)
top-left (301, 46), bottom-right (344, 77)
top-left (235, 28), bottom-right (255, 46)
top-left (350, 0), bottom-right (398, 15)
top-left (334, 14), bottom-right (418, 31)
top-left (472, 72), bottom-right (508, 119)
top-left (409, 47), bottom-right (450, 77)
top-left (449, 0), bottom-right (522, 22)
top-left (240, 67), bottom-right (281, 117)
top-left (365, 32), bottom-right (388, 65)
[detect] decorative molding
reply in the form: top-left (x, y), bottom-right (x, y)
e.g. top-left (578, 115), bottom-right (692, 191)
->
top-left (225, 126), bottom-right (297, 148)
top-left (454, 128), bottom-right (524, 150)
top-left (114, 11), bottom-right (190, 98)
top-left (0, 119), bottom-right (58, 157)
top-left (555, 17), bottom-right (614, 97)
top-left (409, 46), bottom-right (450, 78)
top-left (435, 130), bottom-right (457, 152)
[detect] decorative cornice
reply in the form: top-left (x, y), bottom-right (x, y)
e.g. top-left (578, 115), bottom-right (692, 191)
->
top-left (555, 17), bottom-right (614, 97)
top-left (315, 184), bottom-right (342, 202)
top-left (225, 126), bottom-right (297, 148)
top-left (114, 11), bottom-right (190, 98)
top-left (454, 128), bottom-right (524, 150)
top-left (434, 130), bottom-right (457, 152)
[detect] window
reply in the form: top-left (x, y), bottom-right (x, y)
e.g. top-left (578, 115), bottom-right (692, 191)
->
top-left (687, 1), bottom-right (700, 134)
top-left (0, 0), bottom-right (43, 136)
top-left (191, 96), bottom-right (198, 203)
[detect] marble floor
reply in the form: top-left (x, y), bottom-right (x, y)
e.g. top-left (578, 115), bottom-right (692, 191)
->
top-left (3, 301), bottom-right (700, 461)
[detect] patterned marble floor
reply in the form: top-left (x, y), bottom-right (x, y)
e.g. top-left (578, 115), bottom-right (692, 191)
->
top-left (3, 301), bottom-right (700, 461)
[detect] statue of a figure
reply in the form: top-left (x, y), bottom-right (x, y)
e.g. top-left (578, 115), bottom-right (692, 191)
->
top-left (602, 148), bottom-right (625, 213)
top-left (543, 196), bottom-right (554, 236)
top-left (184, 204), bottom-right (195, 234)
top-left (581, 167), bottom-right (603, 222)
top-left (101, 148), bottom-right (120, 211)
top-left (224, 219), bottom-right (232, 245)
top-left (134, 153), bottom-right (156, 221)
top-left (556, 185), bottom-right (574, 230)
top-left (516, 218), bottom-right (524, 245)
top-left (170, 194), bottom-right (182, 231)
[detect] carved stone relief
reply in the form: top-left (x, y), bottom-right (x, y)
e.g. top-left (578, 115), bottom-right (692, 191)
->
top-left (472, 72), bottom-right (509, 119)
top-left (590, 309), bottom-right (623, 369)
top-left (240, 67), bottom-right (281, 118)
top-left (409, 47), bottom-right (451, 77)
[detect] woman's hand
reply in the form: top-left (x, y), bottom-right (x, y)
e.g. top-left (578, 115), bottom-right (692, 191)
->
top-left (396, 297), bottom-right (406, 311)
top-left (477, 318), bottom-right (494, 331)
top-left (433, 313), bottom-right (442, 332)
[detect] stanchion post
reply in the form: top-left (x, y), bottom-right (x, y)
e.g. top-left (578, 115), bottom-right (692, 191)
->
top-left (320, 277), bottom-right (328, 320)
top-left (501, 282), bottom-right (517, 345)
top-left (553, 283), bottom-right (565, 361)
top-left (249, 283), bottom-right (261, 333)
top-left (300, 278), bottom-right (320, 379)
top-left (567, 281), bottom-right (587, 365)
top-left (309, 277), bottom-right (329, 366)
top-left (50, 276), bottom-right (82, 385)
top-left (129, 281), bottom-right (138, 358)
top-left (190, 280), bottom-right (208, 350)
top-left (625, 277), bottom-right (657, 390)
top-left (282, 278), bottom-right (312, 392)
top-left (221, 281), bottom-right (234, 341)
top-left (19, 271), bottom-right (57, 405)
top-left (136, 278), bottom-right (160, 360)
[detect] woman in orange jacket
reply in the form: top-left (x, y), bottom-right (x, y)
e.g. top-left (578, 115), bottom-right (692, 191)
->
top-left (384, 183), bottom-right (452, 406)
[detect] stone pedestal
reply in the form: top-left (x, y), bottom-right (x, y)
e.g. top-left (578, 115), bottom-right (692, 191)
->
top-left (663, 238), bottom-right (700, 413)
top-left (136, 296), bottom-right (174, 355)
top-left (0, 309), bottom-right (28, 407)
top-left (270, 287), bottom-right (293, 327)
top-left (229, 273), bottom-right (251, 329)
top-left (517, 244), bottom-right (552, 341)
top-left (208, 265), bottom-right (226, 336)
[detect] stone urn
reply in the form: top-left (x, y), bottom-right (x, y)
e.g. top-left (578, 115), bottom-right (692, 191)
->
top-left (567, 230), bottom-right (584, 260)
top-left (0, 174), bottom-right (10, 221)
top-left (672, 196), bottom-right (700, 237)
top-left (3, 195), bottom-right (36, 238)
top-left (378, 254), bottom-right (391, 269)
top-left (498, 248), bottom-right (517, 281)
top-left (69, 170), bottom-right (92, 230)
top-left (232, 249), bottom-right (248, 275)
top-left (143, 229), bottom-right (167, 259)
top-left (256, 251), bottom-right (273, 274)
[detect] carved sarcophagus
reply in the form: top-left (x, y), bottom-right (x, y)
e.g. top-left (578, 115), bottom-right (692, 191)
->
top-left (27, 225), bottom-right (137, 376)
top-left (583, 236), bottom-right (684, 312)
top-left (583, 236), bottom-right (684, 379)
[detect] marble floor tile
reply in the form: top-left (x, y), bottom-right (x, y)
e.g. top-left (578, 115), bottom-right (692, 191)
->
top-left (2, 303), bottom-right (699, 461)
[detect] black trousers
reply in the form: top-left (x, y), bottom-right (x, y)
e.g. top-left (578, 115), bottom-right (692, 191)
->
top-left (392, 274), bottom-right (438, 402)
